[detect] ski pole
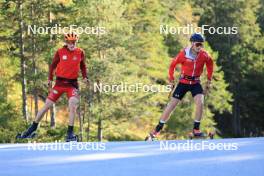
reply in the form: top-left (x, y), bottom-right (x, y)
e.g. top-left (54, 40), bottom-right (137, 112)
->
top-left (168, 82), bottom-right (176, 99)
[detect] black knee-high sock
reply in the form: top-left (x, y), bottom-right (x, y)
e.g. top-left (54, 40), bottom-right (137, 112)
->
top-left (155, 120), bottom-right (165, 133)
top-left (67, 125), bottom-right (74, 134)
top-left (26, 122), bottom-right (38, 134)
top-left (32, 122), bottom-right (39, 129)
top-left (30, 122), bottom-right (38, 131)
top-left (193, 120), bottom-right (200, 130)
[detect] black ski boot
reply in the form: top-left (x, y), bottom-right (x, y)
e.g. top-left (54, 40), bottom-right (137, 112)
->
top-left (16, 122), bottom-right (38, 139)
top-left (66, 132), bottom-right (78, 142)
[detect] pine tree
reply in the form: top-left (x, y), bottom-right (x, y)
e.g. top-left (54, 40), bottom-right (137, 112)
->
top-left (198, 0), bottom-right (264, 136)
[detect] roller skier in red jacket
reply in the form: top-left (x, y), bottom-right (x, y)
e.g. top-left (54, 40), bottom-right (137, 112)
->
top-left (17, 32), bottom-right (88, 142)
top-left (145, 33), bottom-right (214, 141)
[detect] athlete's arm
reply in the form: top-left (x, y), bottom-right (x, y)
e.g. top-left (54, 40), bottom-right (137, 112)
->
top-left (80, 50), bottom-right (88, 79)
top-left (205, 55), bottom-right (214, 81)
top-left (48, 51), bottom-right (60, 81)
top-left (168, 51), bottom-right (184, 82)
top-left (204, 54), bottom-right (214, 95)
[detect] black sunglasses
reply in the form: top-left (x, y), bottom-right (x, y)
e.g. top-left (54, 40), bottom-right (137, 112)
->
top-left (195, 42), bottom-right (203, 47)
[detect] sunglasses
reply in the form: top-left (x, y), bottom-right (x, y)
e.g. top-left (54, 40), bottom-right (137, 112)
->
top-left (194, 42), bottom-right (203, 47)
top-left (66, 41), bottom-right (77, 44)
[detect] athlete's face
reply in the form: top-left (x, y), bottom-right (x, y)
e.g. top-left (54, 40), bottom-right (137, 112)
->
top-left (192, 42), bottom-right (203, 53)
top-left (66, 40), bottom-right (77, 51)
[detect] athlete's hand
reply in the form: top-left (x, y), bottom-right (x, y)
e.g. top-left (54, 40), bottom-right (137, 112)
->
top-left (203, 80), bottom-right (211, 95)
top-left (47, 80), bottom-right (53, 91)
top-left (169, 80), bottom-right (175, 88)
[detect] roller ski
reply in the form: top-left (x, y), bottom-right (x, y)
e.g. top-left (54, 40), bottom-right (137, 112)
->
top-left (16, 130), bottom-right (37, 139)
top-left (188, 129), bottom-right (215, 139)
top-left (16, 132), bottom-right (37, 139)
top-left (145, 132), bottom-right (158, 141)
top-left (66, 132), bottom-right (78, 142)
top-left (145, 120), bottom-right (164, 141)
top-left (16, 122), bottom-right (38, 139)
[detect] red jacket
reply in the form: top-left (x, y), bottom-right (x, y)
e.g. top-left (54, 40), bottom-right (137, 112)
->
top-left (48, 46), bottom-right (87, 81)
top-left (169, 47), bottom-right (213, 84)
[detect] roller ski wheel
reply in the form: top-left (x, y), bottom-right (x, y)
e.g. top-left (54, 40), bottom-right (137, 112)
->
top-left (16, 131), bottom-right (37, 139)
top-left (145, 133), bottom-right (158, 141)
top-left (188, 132), bottom-right (206, 140)
top-left (188, 130), bottom-right (215, 140)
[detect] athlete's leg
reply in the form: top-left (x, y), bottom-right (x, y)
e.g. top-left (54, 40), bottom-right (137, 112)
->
top-left (66, 86), bottom-right (80, 138)
top-left (191, 83), bottom-right (204, 132)
top-left (160, 97), bottom-right (180, 122)
top-left (34, 86), bottom-right (63, 123)
top-left (194, 94), bottom-right (204, 121)
top-left (68, 96), bottom-right (79, 126)
top-left (18, 88), bottom-right (60, 138)
top-left (34, 99), bottom-right (55, 123)
top-left (151, 97), bottom-right (180, 135)
top-left (151, 83), bottom-right (188, 136)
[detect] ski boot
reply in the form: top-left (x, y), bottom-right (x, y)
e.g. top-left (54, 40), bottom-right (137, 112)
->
top-left (188, 129), bottom-right (207, 139)
top-left (66, 132), bottom-right (78, 142)
top-left (145, 132), bottom-right (158, 141)
top-left (16, 125), bottom-right (37, 139)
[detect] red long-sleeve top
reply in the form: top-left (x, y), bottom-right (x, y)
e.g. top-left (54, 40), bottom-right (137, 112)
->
top-left (48, 46), bottom-right (87, 81)
top-left (169, 48), bottom-right (213, 84)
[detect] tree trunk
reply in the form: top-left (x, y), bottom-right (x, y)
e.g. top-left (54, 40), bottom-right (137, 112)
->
top-left (97, 117), bottom-right (102, 141)
top-left (30, 96), bottom-right (33, 121)
top-left (30, 2), bottom-right (38, 118)
top-left (86, 83), bottom-right (94, 141)
top-left (87, 108), bottom-right (90, 141)
top-left (78, 89), bottom-right (83, 142)
top-left (47, 4), bottom-right (56, 128)
top-left (82, 101), bottom-right (87, 141)
top-left (96, 80), bottom-right (102, 142)
top-left (34, 93), bottom-right (38, 117)
top-left (18, 0), bottom-right (28, 122)
top-left (232, 83), bottom-right (241, 137)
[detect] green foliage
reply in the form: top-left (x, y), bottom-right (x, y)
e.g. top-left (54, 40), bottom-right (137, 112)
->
top-left (197, 0), bottom-right (264, 136)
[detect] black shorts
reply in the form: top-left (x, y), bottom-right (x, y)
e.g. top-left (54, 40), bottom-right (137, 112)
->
top-left (172, 83), bottom-right (203, 100)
